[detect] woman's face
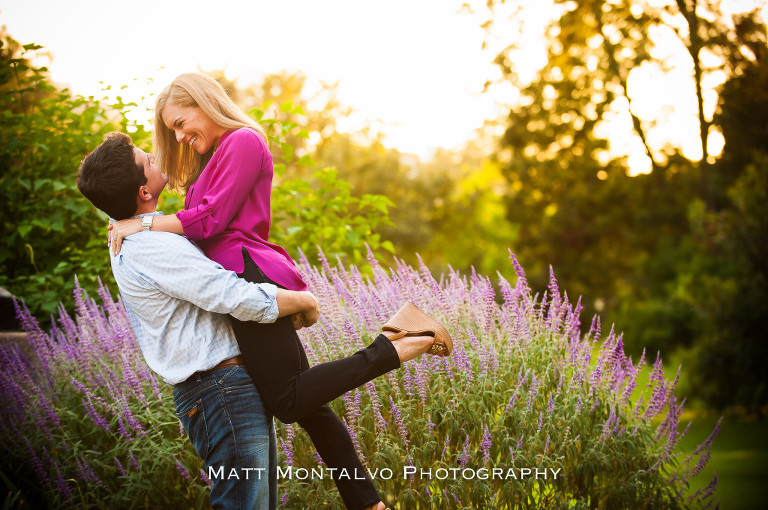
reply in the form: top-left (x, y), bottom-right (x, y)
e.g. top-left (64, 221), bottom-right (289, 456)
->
top-left (162, 103), bottom-right (226, 154)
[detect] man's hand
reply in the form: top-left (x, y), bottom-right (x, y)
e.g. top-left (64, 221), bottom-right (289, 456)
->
top-left (276, 290), bottom-right (319, 329)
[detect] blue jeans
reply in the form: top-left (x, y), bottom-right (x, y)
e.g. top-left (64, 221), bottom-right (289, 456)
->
top-left (173, 365), bottom-right (277, 510)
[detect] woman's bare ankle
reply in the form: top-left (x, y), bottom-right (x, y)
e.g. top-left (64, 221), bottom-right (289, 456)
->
top-left (391, 334), bottom-right (433, 362)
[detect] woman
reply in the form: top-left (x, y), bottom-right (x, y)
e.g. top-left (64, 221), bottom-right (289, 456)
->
top-left (109, 73), bottom-right (453, 510)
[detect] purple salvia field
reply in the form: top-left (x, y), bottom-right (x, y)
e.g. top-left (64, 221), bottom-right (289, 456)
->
top-left (1, 280), bottom-right (212, 507)
top-left (281, 250), bottom-right (720, 508)
top-left (0, 253), bottom-right (720, 508)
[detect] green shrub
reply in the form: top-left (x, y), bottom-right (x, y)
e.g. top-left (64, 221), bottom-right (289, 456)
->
top-left (0, 35), bottom-right (150, 321)
top-left (0, 35), bottom-right (394, 324)
top-left (255, 101), bottom-right (395, 267)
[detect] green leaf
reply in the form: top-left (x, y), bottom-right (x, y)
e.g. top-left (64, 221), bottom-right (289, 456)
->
top-left (297, 155), bottom-right (315, 167)
top-left (50, 217), bottom-right (64, 232)
top-left (346, 230), bottom-right (361, 245)
top-left (280, 142), bottom-right (295, 162)
top-left (17, 225), bottom-right (33, 238)
top-left (250, 108), bottom-right (265, 121)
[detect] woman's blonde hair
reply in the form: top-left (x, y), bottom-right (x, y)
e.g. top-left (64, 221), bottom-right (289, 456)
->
top-left (153, 73), bottom-right (267, 192)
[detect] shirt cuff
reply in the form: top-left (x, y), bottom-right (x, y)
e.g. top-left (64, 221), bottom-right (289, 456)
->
top-left (257, 282), bottom-right (280, 323)
top-left (176, 206), bottom-right (212, 240)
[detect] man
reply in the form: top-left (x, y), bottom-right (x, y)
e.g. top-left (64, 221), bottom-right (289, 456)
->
top-left (76, 132), bottom-right (318, 509)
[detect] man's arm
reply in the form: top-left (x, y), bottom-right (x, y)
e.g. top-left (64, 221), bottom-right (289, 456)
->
top-left (276, 290), bottom-right (319, 329)
top-left (116, 232), bottom-right (317, 325)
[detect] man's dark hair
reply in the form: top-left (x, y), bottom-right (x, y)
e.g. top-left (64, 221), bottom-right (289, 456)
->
top-left (76, 132), bottom-right (147, 220)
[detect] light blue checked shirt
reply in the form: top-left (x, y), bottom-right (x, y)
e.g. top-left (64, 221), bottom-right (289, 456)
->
top-left (110, 212), bottom-right (279, 385)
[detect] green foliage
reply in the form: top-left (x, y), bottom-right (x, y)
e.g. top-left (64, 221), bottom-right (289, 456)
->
top-left (211, 69), bottom-right (350, 178)
top-left (309, 130), bottom-right (519, 282)
top-left (419, 156), bottom-right (519, 278)
top-left (646, 152), bottom-right (768, 410)
top-left (272, 167), bottom-right (395, 266)
top-left (476, 0), bottom-right (704, 318)
top-left (615, 50), bottom-right (768, 411)
top-left (0, 34), bottom-right (150, 322)
top-left (0, 37), bottom-right (394, 323)
top-left (254, 101), bottom-right (395, 266)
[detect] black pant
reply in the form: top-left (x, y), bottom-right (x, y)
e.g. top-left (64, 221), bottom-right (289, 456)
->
top-left (230, 250), bottom-right (400, 510)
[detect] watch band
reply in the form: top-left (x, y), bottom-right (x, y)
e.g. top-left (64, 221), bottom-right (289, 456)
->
top-left (141, 216), bottom-right (153, 231)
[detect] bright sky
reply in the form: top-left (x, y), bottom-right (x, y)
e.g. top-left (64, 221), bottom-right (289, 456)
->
top-left (1, 0), bottom-right (765, 164)
top-left (0, 0), bottom-right (523, 159)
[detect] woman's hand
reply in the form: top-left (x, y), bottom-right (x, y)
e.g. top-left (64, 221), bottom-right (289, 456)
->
top-left (108, 218), bottom-right (142, 255)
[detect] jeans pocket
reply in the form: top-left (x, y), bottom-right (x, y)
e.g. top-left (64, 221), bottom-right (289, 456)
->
top-left (216, 365), bottom-right (253, 388)
top-left (178, 399), bottom-right (210, 461)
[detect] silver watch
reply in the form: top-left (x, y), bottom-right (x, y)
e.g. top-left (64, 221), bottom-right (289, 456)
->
top-left (141, 215), bottom-right (153, 231)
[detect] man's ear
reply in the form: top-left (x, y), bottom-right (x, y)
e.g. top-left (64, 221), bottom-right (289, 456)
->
top-left (137, 184), bottom-right (153, 202)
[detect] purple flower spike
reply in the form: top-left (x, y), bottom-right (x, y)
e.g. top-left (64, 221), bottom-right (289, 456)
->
top-left (459, 434), bottom-right (471, 468)
top-left (480, 425), bottom-right (493, 464)
top-left (199, 468), bottom-right (213, 488)
top-left (115, 456), bottom-right (127, 478)
top-left (389, 397), bottom-right (409, 450)
top-left (282, 423), bottom-right (296, 466)
top-left (54, 461), bottom-right (74, 505)
top-left (175, 457), bottom-right (192, 481)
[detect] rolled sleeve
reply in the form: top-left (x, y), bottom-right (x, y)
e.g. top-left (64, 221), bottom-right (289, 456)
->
top-left (177, 206), bottom-right (212, 240)
top-left (240, 281), bottom-right (279, 323)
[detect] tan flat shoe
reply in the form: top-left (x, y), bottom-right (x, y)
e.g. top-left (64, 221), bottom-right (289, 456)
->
top-left (383, 302), bottom-right (454, 356)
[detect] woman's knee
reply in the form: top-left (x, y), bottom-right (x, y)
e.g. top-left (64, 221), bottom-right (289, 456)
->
top-left (272, 401), bottom-right (304, 424)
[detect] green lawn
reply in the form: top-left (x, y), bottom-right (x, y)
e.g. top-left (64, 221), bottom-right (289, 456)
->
top-left (626, 354), bottom-right (767, 508)
top-left (678, 414), bottom-right (768, 509)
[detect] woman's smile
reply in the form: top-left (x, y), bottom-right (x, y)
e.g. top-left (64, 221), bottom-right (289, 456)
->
top-left (162, 103), bottom-right (225, 154)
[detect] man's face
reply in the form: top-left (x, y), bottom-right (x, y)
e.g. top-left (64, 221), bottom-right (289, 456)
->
top-left (133, 147), bottom-right (168, 197)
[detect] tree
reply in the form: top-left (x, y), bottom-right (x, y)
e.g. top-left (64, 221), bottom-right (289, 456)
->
top-left (477, 0), bottom-right (764, 334)
top-left (477, 0), bottom-right (689, 321)
top-left (476, 0), bottom-right (767, 409)
top-left (0, 31), bottom-right (150, 320)
top-left (0, 35), bottom-right (397, 324)
top-left (206, 69), bottom-right (350, 180)
top-left (666, 49), bottom-right (768, 409)
top-left (203, 74), bottom-right (397, 267)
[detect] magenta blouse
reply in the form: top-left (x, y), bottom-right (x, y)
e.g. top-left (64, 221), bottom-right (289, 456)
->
top-left (176, 127), bottom-right (307, 291)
